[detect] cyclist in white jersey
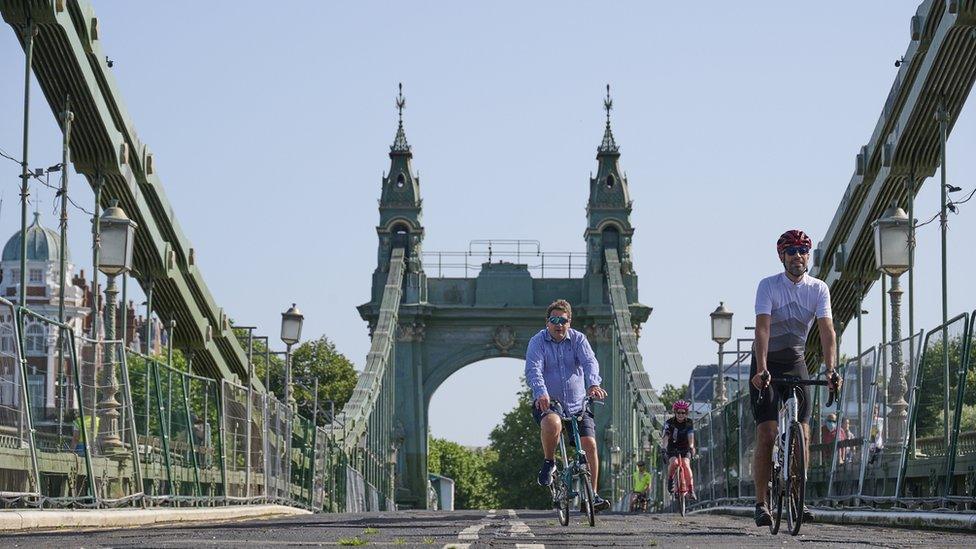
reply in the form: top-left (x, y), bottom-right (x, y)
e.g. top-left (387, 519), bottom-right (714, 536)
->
top-left (750, 229), bottom-right (841, 527)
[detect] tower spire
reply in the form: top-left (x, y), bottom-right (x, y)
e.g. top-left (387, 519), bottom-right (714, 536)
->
top-left (599, 84), bottom-right (619, 154)
top-left (391, 82), bottom-right (411, 154)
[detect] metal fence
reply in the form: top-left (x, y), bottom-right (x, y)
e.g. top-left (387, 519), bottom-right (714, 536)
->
top-left (686, 309), bottom-right (976, 511)
top-left (0, 297), bottom-right (348, 511)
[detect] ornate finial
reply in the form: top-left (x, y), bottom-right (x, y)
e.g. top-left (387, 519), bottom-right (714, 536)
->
top-left (396, 82), bottom-right (406, 125)
top-left (598, 84), bottom-right (619, 154)
top-left (391, 83), bottom-right (411, 154)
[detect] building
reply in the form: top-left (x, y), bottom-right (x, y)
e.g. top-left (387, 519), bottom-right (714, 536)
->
top-left (686, 359), bottom-right (752, 415)
top-left (0, 213), bottom-right (163, 426)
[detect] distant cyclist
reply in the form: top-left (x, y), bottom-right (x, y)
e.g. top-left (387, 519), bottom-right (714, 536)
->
top-left (662, 400), bottom-right (696, 499)
top-left (750, 229), bottom-right (841, 527)
top-left (525, 299), bottom-right (610, 512)
top-left (629, 460), bottom-right (652, 511)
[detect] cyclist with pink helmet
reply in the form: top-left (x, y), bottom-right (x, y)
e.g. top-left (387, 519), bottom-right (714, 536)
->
top-left (662, 399), bottom-right (696, 499)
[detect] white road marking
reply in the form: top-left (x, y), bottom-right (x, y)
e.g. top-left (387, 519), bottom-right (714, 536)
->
top-left (457, 523), bottom-right (486, 541)
top-left (515, 545), bottom-right (546, 549)
top-left (507, 509), bottom-right (535, 538)
top-left (443, 545), bottom-right (471, 549)
top-left (456, 510), bottom-right (500, 542)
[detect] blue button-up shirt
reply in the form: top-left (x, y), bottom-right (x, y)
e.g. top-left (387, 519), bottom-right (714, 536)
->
top-left (524, 328), bottom-right (602, 414)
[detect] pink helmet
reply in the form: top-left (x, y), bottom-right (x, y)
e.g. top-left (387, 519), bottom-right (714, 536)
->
top-left (672, 400), bottom-right (690, 412)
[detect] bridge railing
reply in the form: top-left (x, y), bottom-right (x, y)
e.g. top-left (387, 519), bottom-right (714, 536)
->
top-left (0, 297), bottom-right (353, 512)
top-left (604, 249), bottom-right (667, 507)
top-left (326, 247), bottom-right (405, 511)
top-left (689, 308), bottom-right (976, 511)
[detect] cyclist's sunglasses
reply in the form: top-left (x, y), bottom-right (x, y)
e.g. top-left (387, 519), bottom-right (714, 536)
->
top-left (783, 246), bottom-right (810, 257)
top-left (675, 411), bottom-right (688, 415)
top-left (548, 316), bottom-right (570, 326)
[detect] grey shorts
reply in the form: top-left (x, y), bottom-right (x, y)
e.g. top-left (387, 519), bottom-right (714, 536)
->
top-left (532, 404), bottom-right (596, 438)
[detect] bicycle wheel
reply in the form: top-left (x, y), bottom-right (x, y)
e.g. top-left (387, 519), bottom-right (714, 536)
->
top-left (786, 422), bottom-right (806, 536)
top-left (769, 465), bottom-right (783, 534)
top-left (676, 465), bottom-right (687, 517)
top-left (551, 479), bottom-right (569, 526)
top-left (581, 471), bottom-right (596, 527)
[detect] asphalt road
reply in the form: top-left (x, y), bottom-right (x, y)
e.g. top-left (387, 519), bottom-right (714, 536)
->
top-left (2, 508), bottom-right (974, 548)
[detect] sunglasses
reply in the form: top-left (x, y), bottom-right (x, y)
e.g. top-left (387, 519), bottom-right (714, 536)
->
top-left (548, 316), bottom-right (570, 326)
top-left (784, 246), bottom-right (810, 257)
top-left (675, 411), bottom-right (688, 415)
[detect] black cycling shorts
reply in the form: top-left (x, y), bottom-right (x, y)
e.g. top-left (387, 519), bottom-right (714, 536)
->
top-left (749, 348), bottom-right (811, 424)
top-left (666, 448), bottom-right (692, 459)
top-left (532, 404), bottom-right (596, 438)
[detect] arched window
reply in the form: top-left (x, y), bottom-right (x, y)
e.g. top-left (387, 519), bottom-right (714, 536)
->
top-left (605, 174), bottom-right (615, 189)
top-left (396, 173), bottom-right (406, 188)
top-left (392, 224), bottom-right (410, 253)
top-left (602, 226), bottom-right (620, 250)
top-left (25, 324), bottom-right (45, 355)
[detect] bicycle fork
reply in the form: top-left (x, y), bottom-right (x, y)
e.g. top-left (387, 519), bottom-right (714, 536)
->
top-left (776, 395), bottom-right (800, 484)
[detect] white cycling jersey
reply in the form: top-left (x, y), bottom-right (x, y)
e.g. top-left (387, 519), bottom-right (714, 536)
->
top-left (755, 272), bottom-right (832, 353)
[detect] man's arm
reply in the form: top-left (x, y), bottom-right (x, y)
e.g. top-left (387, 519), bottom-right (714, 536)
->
top-left (525, 337), bottom-right (549, 409)
top-left (752, 314), bottom-right (771, 389)
top-left (752, 278), bottom-right (772, 389)
top-left (817, 317), bottom-right (836, 371)
top-left (578, 334), bottom-right (607, 399)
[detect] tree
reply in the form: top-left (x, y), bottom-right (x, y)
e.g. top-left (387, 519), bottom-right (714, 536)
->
top-left (428, 436), bottom-right (499, 509)
top-left (291, 336), bottom-right (358, 426)
top-left (659, 383), bottom-right (688, 410)
top-left (912, 334), bottom-right (968, 439)
top-left (487, 385), bottom-right (551, 509)
top-left (233, 330), bottom-right (357, 426)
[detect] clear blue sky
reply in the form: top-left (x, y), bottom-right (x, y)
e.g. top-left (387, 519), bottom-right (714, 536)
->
top-left (2, 1), bottom-right (975, 446)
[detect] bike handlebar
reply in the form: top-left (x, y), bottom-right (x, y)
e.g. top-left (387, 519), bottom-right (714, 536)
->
top-left (547, 396), bottom-right (603, 419)
top-left (756, 371), bottom-right (841, 408)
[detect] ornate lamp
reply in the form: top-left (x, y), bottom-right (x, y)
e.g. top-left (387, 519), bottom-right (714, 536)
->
top-left (280, 303), bottom-right (304, 346)
top-left (872, 205), bottom-right (911, 276)
top-left (873, 205), bottom-right (912, 448)
top-left (97, 200), bottom-right (137, 276)
top-left (710, 302), bottom-right (733, 345)
top-left (710, 302), bottom-right (733, 405)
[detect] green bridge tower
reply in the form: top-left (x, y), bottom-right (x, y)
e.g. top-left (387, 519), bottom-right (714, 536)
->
top-left (359, 86), bottom-right (652, 508)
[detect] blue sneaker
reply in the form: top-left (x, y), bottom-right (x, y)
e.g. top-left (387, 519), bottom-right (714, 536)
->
top-left (537, 459), bottom-right (556, 486)
top-left (592, 494), bottom-right (611, 512)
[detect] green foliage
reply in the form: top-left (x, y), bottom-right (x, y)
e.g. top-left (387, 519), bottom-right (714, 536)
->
top-left (487, 385), bottom-right (550, 509)
top-left (659, 383), bottom-right (688, 410)
top-left (291, 336), bottom-right (358, 426)
top-left (428, 436), bottom-right (499, 509)
top-left (234, 330), bottom-right (357, 427)
top-left (913, 333), bottom-right (968, 439)
top-left (338, 537), bottom-right (367, 546)
top-left (959, 405), bottom-right (976, 433)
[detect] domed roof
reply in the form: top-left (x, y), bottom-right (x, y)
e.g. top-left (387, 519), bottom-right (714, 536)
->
top-left (2, 213), bottom-right (69, 262)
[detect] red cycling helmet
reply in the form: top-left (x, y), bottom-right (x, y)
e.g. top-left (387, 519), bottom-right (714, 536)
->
top-left (776, 229), bottom-right (813, 255)
top-left (672, 400), bottom-right (690, 412)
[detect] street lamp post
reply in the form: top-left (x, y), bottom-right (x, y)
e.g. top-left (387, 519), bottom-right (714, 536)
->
top-left (610, 444), bottom-right (622, 508)
top-left (95, 201), bottom-right (136, 453)
top-left (388, 443), bottom-right (398, 509)
top-left (873, 205), bottom-right (911, 447)
top-left (710, 302), bottom-right (733, 406)
top-left (280, 304), bottom-right (304, 411)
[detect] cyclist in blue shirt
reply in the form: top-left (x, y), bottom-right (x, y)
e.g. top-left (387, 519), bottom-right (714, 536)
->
top-left (525, 299), bottom-right (610, 512)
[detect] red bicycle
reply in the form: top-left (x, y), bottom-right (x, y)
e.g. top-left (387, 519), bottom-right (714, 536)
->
top-left (667, 452), bottom-right (694, 516)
